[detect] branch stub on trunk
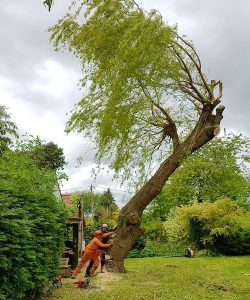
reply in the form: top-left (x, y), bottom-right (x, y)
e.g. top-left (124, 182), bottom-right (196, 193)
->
top-left (213, 126), bottom-right (220, 136)
top-left (126, 212), bottom-right (140, 224)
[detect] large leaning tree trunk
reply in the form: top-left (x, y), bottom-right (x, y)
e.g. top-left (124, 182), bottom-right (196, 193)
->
top-left (49, 0), bottom-right (225, 273)
top-left (107, 104), bottom-right (224, 272)
top-left (106, 36), bottom-right (224, 272)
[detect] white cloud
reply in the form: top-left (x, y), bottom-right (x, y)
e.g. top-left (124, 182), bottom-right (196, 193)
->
top-left (29, 60), bottom-right (79, 99)
top-left (0, 77), bottom-right (32, 125)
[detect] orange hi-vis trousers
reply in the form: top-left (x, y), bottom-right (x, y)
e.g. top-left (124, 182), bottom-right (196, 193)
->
top-left (73, 236), bottom-right (112, 277)
top-left (73, 251), bottom-right (100, 277)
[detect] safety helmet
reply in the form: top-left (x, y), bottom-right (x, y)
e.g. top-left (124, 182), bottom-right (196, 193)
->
top-left (94, 230), bottom-right (102, 238)
top-left (101, 224), bottom-right (108, 228)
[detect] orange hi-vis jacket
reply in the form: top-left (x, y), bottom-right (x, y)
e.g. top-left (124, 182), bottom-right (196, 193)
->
top-left (85, 232), bottom-right (113, 256)
top-left (73, 232), bottom-right (114, 277)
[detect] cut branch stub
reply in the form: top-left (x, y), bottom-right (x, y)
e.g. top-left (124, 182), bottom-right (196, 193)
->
top-left (126, 212), bottom-right (140, 224)
top-left (213, 126), bottom-right (221, 136)
top-left (216, 105), bottom-right (225, 116)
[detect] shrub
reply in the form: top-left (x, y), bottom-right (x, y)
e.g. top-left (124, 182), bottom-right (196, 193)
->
top-left (164, 198), bottom-right (249, 255)
top-left (0, 151), bottom-right (67, 299)
top-left (127, 213), bottom-right (185, 258)
top-left (213, 212), bottom-right (250, 255)
top-left (128, 238), bottom-right (184, 258)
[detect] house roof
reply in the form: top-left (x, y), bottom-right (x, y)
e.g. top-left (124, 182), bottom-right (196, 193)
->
top-left (61, 193), bottom-right (74, 208)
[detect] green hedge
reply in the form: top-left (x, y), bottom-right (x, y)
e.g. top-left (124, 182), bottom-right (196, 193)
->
top-left (0, 151), bottom-right (67, 299)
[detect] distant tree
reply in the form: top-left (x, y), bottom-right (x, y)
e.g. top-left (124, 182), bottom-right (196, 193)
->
top-left (50, 0), bottom-right (225, 272)
top-left (0, 105), bottom-right (18, 155)
top-left (72, 189), bottom-right (118, 225)
top-left (15, 136), bottom-right (67, 199)
top-left (100, 188), bottom-right (118, 212)
top-left (16, 136), bottom-right (66, 171)
top-left (43, 0), bottom-right (54, 11)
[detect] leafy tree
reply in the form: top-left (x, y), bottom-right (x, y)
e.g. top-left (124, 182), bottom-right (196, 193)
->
top-left (15, 136), bottom-right (67, 200)
top-left (0, 150), bottom-right (67, 299)
top-left (149, 134), bottom-right (250, 219)
top-left (0, 105), bottom-right (18, 155)
top-left (71, 189), bottom-right (118, 224)
top-left (50, 0), bottom-right (225, 272)
top-left (69, 189), bottom-right (119, 244)
top-left (100, 188), bottom-right (118, 211)
top-left (16, 136), bottom-right (66, 171)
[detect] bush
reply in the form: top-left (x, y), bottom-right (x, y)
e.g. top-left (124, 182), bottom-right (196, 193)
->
top-left (0, 151), bottom-right (67, 299)
top-left (128, 239), bottom-right (184, 258)
top-left (213, 212), bottom-right (250, 255)
top-left (127, 213), bottom-right (185, 258)
top-left (164, 198), bottom-right (249, 255)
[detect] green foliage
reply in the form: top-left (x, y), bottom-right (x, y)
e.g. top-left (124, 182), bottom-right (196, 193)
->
top-left (0, 105), bottom-right (18, 155)
top-left (0, 151), bottom-right (67, 299)
top-left (164, 198), bottom-right (249, 255)
top-left (68, 189), bottom-right (119, 244)
top-left (128, 213), bottom-right (184, 258)
top-left (16, 135), bottom-right (66, 171)
top-left (100, 189), bottom-right (118, 211)
top-left (142, 213), bottom-right (167, 243)
top-left (69, 189), bottom-right (119, 244)
top-left (70, 190), bottom-right (118, 223)
top-left (213, 212), bottom-right (250, 255)
top-left (150, 134), bottom-right (250, 218)
top-left (0, 150), bottom-right (56, 198)
top-left (15, 135), bottom-right (68, 188)
top-left (49, 0), bottom-right (207, 186)
top-left (127, 238), bottom-right (183, 258)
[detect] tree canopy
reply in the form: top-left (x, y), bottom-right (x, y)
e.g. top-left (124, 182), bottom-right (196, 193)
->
top-left (50, 0), bottom-right (223, 187)
top-left (16, 136), bottom-right (66, 172)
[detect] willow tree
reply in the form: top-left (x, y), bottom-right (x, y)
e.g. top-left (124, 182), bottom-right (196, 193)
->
top-left (50, 0), bottom-right (225, 272)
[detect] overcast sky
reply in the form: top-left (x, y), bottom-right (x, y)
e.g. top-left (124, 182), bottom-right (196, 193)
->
top-left (1, 0), bottom-right (249, 203)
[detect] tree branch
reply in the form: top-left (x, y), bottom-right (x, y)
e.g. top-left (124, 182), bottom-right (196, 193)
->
top-left (175, 35), bottom-right (214, 100)
top-left (137, 78), bottom-right (180, 149)
top-left (170, 44), bottom-right (206, 102)
top-left (131, 0), bottom-right (143, 12)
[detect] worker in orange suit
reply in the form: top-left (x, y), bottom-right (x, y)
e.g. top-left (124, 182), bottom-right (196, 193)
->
top-left (85, 224), bottom-right (114, 276)
top-left (71, 230), bottom-right (113, 279)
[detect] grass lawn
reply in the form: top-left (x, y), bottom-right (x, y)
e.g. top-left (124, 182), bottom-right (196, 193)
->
top-left (45, 256), bottom-right (250, 300)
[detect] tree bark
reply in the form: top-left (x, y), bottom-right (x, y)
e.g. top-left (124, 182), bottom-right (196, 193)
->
top-left (106, 104), bottom-right (225, 273)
